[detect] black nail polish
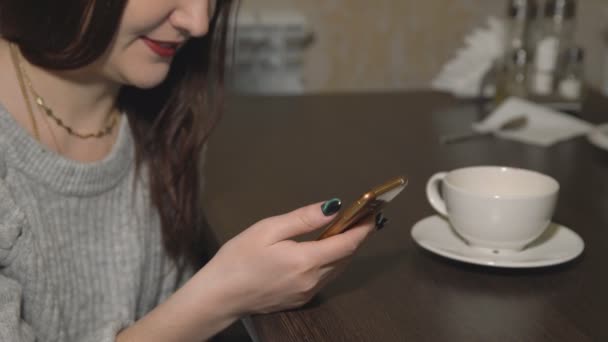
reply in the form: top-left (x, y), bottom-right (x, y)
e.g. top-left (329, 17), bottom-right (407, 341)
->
top-left (375, 213), bottom-right (389, 230)
top-left (375, 212), bottom-right (384, 225)
top-left (321, 198), bottom-right (342, 216)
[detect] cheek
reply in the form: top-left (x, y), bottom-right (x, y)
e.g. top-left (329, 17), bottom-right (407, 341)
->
top-left (120, 0), bottom-right (173, 36)
top-left (100, 1), bottom-right (177, 88)
top-left (106, 41), bottom-right (172, 89)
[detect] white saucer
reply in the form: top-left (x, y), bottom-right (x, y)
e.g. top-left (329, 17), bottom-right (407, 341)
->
top-left (411, 215), bottom-right (584, 268)
top-left (587, 123), bottom-right (608, 151)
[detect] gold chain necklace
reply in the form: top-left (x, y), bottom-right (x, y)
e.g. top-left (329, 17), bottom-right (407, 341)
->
top-left (12, 45), bottom-right (118, 140)
top-left (9, 43), bottom-right (41, 141)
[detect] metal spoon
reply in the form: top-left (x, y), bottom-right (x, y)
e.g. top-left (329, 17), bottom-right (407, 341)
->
top-left (440, 115), bottom-right (528, 144)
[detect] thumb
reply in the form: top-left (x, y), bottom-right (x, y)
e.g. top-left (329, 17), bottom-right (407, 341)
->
top-left (267, 199), bottom-right (342, 242)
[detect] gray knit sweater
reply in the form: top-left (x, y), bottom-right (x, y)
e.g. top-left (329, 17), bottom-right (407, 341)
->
top-left (0, 103), bottom-right (190, 341)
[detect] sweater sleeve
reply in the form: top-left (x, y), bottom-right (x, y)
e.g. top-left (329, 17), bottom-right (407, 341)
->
top-left (75, 320), bottom-right (134, 342)
top-left (0, 275), bottom-right (36, 341)
top-left (0, 177), bottom-right (35, 341)
top-left (0, 178), bottom-right (132, 342)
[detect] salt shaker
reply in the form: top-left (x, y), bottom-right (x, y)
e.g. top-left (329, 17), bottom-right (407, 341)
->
top-left (558, 46), bottom-right (584, 101)
top-left (602, 30), bottom-right (608, 96)
top-left (493, 0), bottom-right (537, 105)
top-left (530, 0), bottom-right (577, 96)
top-left (504, 0), bottom-right (538, 56)
top-left (507, 48), bottom-right (531, 99)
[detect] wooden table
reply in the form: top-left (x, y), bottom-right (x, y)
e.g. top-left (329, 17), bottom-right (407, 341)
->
top-left (203, 91), bottom-right (608, 342)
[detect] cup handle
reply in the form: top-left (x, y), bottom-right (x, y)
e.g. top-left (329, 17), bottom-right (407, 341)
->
top-left (426, 172), bottom-right (448, 217)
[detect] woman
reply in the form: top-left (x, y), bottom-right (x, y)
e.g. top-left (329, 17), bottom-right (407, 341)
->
top-left (0, 0), bottom-right (379, 341)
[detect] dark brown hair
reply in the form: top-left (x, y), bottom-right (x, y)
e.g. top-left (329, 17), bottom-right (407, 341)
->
top-left (0, 0), bottom-right (236, 269)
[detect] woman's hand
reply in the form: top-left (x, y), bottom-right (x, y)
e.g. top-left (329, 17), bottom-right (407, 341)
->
top-left (117, 201), bottom-right (376, 342)
top-left (200, 200), bottom-right (376, 316)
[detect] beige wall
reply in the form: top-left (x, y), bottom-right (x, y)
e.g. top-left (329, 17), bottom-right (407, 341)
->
top-left (241, 0), bottom-right (608, 93)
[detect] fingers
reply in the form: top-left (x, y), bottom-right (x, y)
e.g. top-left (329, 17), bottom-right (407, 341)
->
top-left (300, 215), bottom-right (376, 265)
top-left (265, 200), bottom-right (342, 242)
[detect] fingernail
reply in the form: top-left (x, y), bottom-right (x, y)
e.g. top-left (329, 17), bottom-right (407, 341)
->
top-left (321, 198), bottom-right (342, 216)
top-left (375, 212), bottom-right (389, 230)
top-left (375, 212), bottom-right (384, 225)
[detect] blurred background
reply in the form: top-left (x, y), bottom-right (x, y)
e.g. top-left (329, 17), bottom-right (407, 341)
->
top-left (229, 0), bottom-right (608, 99)
top-left (220, 2), bottom-right (608, 340)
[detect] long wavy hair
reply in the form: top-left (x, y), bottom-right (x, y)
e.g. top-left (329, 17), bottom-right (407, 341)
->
top-left (0, 0), bottom-right (236, 270)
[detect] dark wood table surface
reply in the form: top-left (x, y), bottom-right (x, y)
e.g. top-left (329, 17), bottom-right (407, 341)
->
top-left (203, 91), bottom-right (608, 342)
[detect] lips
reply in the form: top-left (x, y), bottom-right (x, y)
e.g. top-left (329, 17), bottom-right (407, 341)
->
top-left (142, 37), bottom-right (182, 58)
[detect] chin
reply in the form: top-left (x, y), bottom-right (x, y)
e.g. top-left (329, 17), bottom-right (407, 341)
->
top-left (123, 64), bottom-right (171, 89)
top-left (128, 74), bottom-right (169, 89)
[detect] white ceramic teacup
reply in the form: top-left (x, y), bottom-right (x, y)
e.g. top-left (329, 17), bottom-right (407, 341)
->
top-left (426, 166), bottom-right (559, 252)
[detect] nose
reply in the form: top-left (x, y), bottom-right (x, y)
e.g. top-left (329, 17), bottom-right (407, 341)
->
top-left (170, 0), bottom-right (212, 38)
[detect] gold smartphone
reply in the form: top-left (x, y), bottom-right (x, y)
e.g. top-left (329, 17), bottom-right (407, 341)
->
top-left (317, 176), bottom-right (408, 240)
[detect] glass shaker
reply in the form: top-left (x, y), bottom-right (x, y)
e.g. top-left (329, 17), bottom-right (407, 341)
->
top-left (495, 48), bottom-right (531, 104)
top-left (507, 48), bottom-right (531, 99)
top-left (530, 0), bottom-right (577, 96)
top-left (557, 46), bottom-right (584, 101)
top-left (504, 0), bottom-right (538, 56)
top-left (492, 0), bottom-right (537, 106)
top-left (603, 30), bottom-right (608, 96)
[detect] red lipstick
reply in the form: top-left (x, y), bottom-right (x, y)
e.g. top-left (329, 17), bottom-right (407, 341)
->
top-left (142, 37), bottom-right (181, 58)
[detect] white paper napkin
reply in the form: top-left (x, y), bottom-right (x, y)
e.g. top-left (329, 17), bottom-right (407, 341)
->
top-left (472, 97), bottom-right (594, 147)
top-left (431, 17), bottom-right (505, 98)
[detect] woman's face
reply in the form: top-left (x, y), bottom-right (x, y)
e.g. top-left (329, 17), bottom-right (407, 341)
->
top-left (98, 0), bottom-right (215, 89)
